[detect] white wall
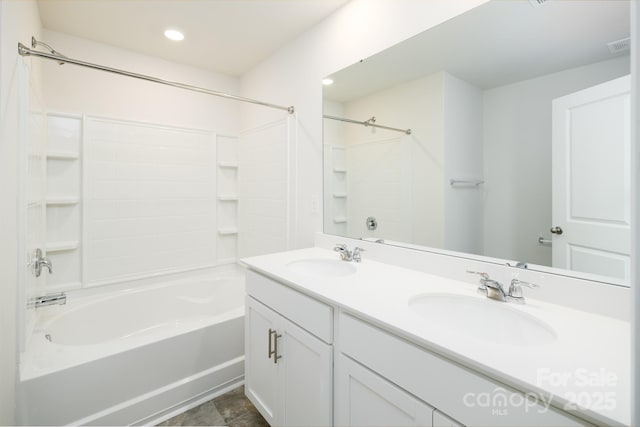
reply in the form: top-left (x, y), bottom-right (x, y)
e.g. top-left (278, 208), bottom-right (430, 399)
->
top-left (483, 56), bottom-right (630, 266)
top-left (42, 30), bottom-right (240, 132)
top-left (0, 0), bottom-right (43, 423)
top-left (240, 0), bottom-right (490, 252)
top-left (443, 72), bottom-right (484, 254)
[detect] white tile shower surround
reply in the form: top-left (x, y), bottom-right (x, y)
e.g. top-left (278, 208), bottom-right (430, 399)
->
top-left (242, 242), bottom-right (630, 426)
top-left (41, 113), bottom-right (247, 295)
top-left (84, 117), bottom-right (218, 286)
top-left (346, 137), bottom-right (412, 242)
top-left (238, 116), bottom-right (296, 258)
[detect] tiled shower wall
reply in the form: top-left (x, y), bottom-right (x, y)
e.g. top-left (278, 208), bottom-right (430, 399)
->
top-left (346, 137), bottom-right (412, 242)
top-left (45, 114), bottom-right (239, 292)
top-left (238, 116), bottom-right (294, 258)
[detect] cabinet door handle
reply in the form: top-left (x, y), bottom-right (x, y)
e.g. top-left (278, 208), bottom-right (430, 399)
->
top-left (268, 328), bottom-right (276, 359)
top-left (273, 330), bottom-right (282, 364)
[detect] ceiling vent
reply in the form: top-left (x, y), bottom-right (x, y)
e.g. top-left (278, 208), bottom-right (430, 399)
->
top-left (528, 0), bottom-right (547, 8)
top-left (607, 37), bottom-right (631, 54)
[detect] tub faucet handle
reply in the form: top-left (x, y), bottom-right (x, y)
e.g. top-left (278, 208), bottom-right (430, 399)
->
top-left (31, 248), bottom-right (53, 278)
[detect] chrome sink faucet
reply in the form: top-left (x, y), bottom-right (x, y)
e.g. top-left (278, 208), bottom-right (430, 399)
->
top-left (334, 244), bottom-right (365, 262)
top-left (467, 271), bottom-right (538, 304)
top-left (484, 277), bottom-right (508, 302)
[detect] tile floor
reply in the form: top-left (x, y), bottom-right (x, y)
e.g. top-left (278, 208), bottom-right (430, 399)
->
top-left (159, 385), bottom-right (269, 427)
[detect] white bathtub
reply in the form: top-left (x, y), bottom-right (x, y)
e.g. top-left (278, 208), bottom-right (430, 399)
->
top-left (19, 266), bottom-right (245, 426)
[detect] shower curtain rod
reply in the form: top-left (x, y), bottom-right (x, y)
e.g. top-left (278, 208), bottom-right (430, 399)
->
top-left (323, 114), bottom-right (411, 135)
top-left (18, 38), bottom-right (294, 114)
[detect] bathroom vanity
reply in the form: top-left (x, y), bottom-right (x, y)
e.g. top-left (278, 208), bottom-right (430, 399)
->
top-left (242, 244), bottom-right (629, 427)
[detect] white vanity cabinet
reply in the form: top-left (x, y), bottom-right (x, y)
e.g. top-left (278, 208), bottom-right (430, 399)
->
top-left (338, 313), bottom-right (592, 427)
top-left (244, 270), bottom-right (333, 427)
top-left (242, 255), bottom-right (606, 427)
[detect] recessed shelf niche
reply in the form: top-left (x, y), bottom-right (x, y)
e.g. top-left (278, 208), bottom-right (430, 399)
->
top-left (45, 113), bottom-right (82, 292)
top-left (216, 135), bottom-right (239, 264)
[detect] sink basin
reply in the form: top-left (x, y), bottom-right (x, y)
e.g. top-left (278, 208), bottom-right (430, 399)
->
top-left (286, 258), bottom-right (357, 277)
top-left (409, 293), bottom-right (557, 346)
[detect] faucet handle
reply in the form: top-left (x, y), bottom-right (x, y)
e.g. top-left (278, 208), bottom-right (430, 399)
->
top-left (466, 270), bottom-right (489, 294)
top-left (467, 270), bottom-right (489, 279)
top-left (31, 248), bottom-right (53, 278)
top-left (352, 247), bottom-right (365, 262)
top-left (507, 278), bottom-right (538, 303)
top-left (511, 278), bottom-right (538, 287)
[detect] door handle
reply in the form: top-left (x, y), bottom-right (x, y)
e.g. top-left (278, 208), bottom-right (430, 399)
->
top-left (550, 226), bottom-right (563, 235)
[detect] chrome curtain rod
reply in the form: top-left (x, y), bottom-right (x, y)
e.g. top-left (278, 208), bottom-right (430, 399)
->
top-left (18, 37), bottom-right (294, 114)
top-left (323, 114), bottom-right (411, 135)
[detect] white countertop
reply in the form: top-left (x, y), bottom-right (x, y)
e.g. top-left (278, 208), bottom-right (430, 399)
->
top-left (242, 247), bottom-right (630, 427)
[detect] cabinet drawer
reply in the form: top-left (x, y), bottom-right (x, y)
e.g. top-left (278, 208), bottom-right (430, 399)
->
top-left (339, 313), bottom-right (592, 427)
top-left (246, 270), bottom-right (332, 343)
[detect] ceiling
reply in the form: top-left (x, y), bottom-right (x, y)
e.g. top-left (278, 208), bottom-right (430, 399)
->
top-left (324, 0), bottom-right (630, 102)
top-left (37, 0), bottom-right (350, 76)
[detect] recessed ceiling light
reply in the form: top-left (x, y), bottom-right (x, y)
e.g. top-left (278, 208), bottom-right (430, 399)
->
top-left (322, 78), bottom-right (334, 86)
top-left (164, 29), bottom-right (184, 41)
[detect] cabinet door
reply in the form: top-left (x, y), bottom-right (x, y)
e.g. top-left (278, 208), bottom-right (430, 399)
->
top-left (337, 354), bottom-right (433, 427)
top-left (279, 316), bottom-right (332, 427)
top-left (433, 409), bottom-right (464, 427)
top-left (245, 297), bottom-right (281, 425)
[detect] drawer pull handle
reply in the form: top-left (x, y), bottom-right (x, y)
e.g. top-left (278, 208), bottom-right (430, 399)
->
top-left (273, 330), bottom-right (283, 364)
top-left (268, 328), bottom-right (276, 359)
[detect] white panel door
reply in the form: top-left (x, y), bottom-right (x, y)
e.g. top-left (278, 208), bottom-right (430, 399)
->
top-left (280, 316), bottom-right (332, 427)
top-left (337, 354), bottom-right (434, 427)
top-left (551, 75), bottom-right (630, 280)
top-left (245, 297), bottom-right (280, 426)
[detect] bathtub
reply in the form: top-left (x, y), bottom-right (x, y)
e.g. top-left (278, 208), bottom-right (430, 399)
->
top-left (18, 266), bottom-right (245, 426)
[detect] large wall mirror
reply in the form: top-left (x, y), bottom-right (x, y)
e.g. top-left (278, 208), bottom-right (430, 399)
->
top-left (323, 0), bottom-right (631, 286)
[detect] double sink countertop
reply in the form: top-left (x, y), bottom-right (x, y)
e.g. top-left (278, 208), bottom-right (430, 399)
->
top-left (242, 247), bottom-right (630, 427)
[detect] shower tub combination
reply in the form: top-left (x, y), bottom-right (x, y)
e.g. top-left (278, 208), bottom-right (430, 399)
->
top-left (19, 267), bottom-right (245, 426)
